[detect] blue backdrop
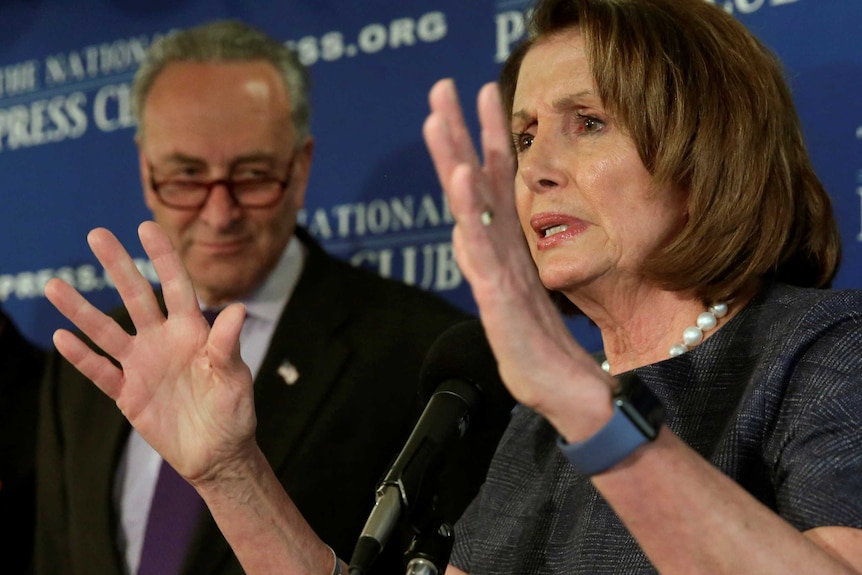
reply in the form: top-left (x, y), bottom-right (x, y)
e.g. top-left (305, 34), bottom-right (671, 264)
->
top-left (1, 0), bottom-right (860, 352)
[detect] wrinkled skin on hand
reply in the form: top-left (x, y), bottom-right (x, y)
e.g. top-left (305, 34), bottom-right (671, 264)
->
top-left (44, 221), bottom-right (257, 484)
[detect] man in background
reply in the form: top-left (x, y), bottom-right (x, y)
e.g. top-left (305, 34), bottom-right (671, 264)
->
top-left (0, 307), bottom-right (44, 574)
top-left (36, 21), bottom-right (498, 575)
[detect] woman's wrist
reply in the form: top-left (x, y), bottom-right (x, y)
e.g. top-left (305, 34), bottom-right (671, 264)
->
top-left (542, 370), bottom-right (616, 444)
top-left (191, 441), bottom-right (269, 499)
top-left (324, 544), bottom-right (343, 575)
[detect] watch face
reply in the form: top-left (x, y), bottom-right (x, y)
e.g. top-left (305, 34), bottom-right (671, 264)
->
top-left (615, 373), bottom-right (665, 440)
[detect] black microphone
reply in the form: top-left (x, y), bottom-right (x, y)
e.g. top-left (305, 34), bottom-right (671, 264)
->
top-left (349, 320), bottom-right (514, 574)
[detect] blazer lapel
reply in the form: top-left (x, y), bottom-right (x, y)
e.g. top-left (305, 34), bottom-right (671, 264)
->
top-left (255, 230), bottom-right (355, 483)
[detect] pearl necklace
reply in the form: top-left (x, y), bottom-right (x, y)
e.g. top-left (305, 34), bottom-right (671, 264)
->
top-left (601, 302), bottom-right (728, 373)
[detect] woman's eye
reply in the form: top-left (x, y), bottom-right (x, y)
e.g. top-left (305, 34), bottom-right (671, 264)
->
top-left (579, 115), bottom-right (605, 134)
top-left (512, 132), bottom-right (534, 152)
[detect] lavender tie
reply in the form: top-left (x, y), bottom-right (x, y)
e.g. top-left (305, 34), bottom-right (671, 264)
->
top-left (137, 308), bottom-right (219, 574)
top-left (136, 461), bottom-right (205, 575)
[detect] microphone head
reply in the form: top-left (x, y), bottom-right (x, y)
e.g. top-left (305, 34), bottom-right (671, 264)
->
top-left (419, 319), bottom-right (515, 427)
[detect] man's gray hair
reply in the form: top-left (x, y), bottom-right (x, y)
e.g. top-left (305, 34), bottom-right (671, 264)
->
top-left (131, 20), bottom-right (311, 143)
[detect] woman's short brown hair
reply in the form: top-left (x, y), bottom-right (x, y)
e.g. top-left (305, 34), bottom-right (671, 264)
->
top-left (500, 0), bottom-right (840, 306)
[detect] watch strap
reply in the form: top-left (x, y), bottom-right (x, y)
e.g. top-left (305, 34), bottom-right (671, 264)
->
top-left (557, 372), bottom-right (664, 476)
top-left (557, 402), bottom-right (650, 476)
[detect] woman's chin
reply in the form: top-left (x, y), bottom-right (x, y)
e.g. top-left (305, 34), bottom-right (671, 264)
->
top-left (538, 268), bottom-right (584, 294)
top-left (534, 249), bottom-right (600, 289)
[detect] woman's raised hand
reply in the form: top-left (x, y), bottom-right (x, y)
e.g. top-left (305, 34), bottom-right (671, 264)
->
top-left (44, 221), bottom-right (257, 483)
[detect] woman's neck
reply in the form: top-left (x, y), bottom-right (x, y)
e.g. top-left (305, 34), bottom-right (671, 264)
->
top-left (567, 283), bottom-right (755, 375)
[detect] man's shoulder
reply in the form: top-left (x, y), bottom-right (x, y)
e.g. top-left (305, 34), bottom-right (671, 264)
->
top-left (0, 310), bottom-right (46, 382)
top-left (306, 243), bottom-right (470, 318)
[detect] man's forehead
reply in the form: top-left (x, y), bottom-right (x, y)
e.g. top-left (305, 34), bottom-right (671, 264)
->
top-left (150, 150), bottom-right (283, 167)
top-left (139, 61), bottom-right (296, 156)
top-left (144, 60), bottom-right (292, 115)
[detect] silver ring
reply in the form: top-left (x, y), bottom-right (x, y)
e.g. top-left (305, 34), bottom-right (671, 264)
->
top-left (480, 209), bottom-right (494, 227)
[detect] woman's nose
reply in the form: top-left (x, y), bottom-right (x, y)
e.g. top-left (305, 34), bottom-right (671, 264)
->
top-left (517, 133), bottom-right (569, 194)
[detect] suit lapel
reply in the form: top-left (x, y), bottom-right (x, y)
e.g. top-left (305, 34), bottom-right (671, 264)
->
top-left (256, 230), bottom-right (355, 484)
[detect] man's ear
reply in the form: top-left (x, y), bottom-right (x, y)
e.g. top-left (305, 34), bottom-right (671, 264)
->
top-left (292, 136), bottom-right (315, 208)
top-left (298, 136), bottom-right (315, 175)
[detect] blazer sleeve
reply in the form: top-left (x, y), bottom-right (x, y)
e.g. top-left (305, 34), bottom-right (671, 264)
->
top-left (0, 310), bottom-right (45, 575)
top-left (33, 352), bottom-right (74, 575)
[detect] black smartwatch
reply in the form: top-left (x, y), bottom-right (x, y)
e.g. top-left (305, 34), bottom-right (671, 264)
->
top-left (557, 372), bottom-right (665, 476)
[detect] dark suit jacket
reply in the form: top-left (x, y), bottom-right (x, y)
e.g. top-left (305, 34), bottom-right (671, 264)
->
top-left (35, 229), bottom-right (504, 575)
top-left (0, 308), bottom-right (45, 575)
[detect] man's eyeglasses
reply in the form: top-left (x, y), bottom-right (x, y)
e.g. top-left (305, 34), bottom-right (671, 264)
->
top-left (147, 156), bottom-right (297, 210)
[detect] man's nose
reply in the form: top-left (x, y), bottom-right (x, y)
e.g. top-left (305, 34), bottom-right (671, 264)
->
top-left (198, 183), bottom-right (243, 227)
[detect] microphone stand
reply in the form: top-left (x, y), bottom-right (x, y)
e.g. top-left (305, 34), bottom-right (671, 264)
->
top-left (403, 518), bottom-right (454, 575)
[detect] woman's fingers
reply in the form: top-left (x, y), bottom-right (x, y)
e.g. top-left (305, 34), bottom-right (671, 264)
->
top-left (52, 327), bottom-right (125, 399)
top-left (424, 79), bottom-right (482, 194)
top-left (428, 78), bottom-right (481, 169)
top-left (87, 227), bottom-right (164, 330)
top-left (137, 221), bottom-right (203, 325)
top-left (478, 82), bottom-right (517, 207)
top-left (207, 303), bottom-right (250, 387)
top-left (44, 277), bottom-right (133, 361)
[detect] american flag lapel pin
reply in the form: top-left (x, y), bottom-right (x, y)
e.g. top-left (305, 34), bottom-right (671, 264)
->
top-left (277, 359), bottom-right (300, 386)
